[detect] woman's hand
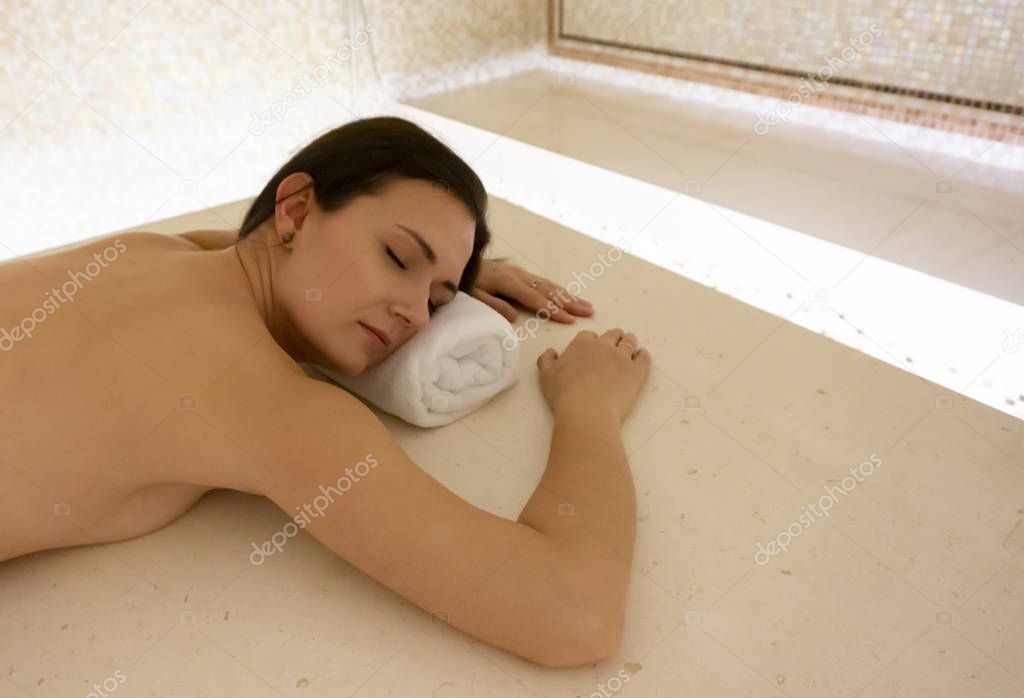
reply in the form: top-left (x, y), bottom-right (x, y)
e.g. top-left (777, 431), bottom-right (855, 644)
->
top-left (471, 258), bottom-right (594, 324)
top-left (537, 328), bottom-right (651, 425)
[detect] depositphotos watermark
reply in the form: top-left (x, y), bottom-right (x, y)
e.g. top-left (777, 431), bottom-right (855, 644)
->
top-left (249, 453), bottom-right (378, 565)
top-left (248, 24), bottom-right (378, 135)
top-left (754, 24), bottom-right (881, 135)
top-left (1, 238), bottom-right (127, 352)
top-left (754, 453), bottom-right (882, 565)
top-left (587, 667), bottom-right (632, 698)
top-left (85, 669), bottom-right (127, 698)
top-left (502, 240), bottom-right (631, 351)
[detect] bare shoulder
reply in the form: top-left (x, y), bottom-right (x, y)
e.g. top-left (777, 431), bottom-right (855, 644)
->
top-left (54, 228), bottom-right (238, 254)
top-left (139, 228), bottom-right (239, 251)
top-left (192, 347), bottom-right (381, 495)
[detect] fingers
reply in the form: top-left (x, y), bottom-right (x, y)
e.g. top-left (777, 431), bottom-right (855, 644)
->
top-left (545, 329), bottom-right (650, 367)
top-left (496, 271), bottom-right (592, 324)
top-left (616, 332), bottom-right (639, 356)
top-left (568, 329), bottom-right (598, 347)
top-left (517, 273), bottom-right (593, 319)
top-left (470, 288), bottom-right (518, 323)
top-left (551, 288), bottom-right (593, 318)
top-left (525, 288), bottom-right (576, 324)
top-left (526, 280), bottom-right (588, 323)
top-left (599, 328), bottom-right (625, 346)
top-left (600, 328), bottom-right (648, 361)
top-left (536, 347), bottom-right (558, 370)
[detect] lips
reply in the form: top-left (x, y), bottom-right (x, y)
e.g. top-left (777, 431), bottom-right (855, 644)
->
top-left (359, 322), bottom-right (391, 347)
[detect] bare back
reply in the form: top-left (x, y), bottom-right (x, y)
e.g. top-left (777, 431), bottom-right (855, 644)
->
top-left (0, 227), bottom-right (637, 667)
top-left (0, 231), bottom-right (293, 560)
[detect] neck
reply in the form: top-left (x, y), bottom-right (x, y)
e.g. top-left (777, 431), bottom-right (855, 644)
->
top-left (230, 223), bottom-right (308, 362)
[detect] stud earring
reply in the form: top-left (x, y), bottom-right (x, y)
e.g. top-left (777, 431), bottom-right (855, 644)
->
top-left (281, 231), bottom-right (294, 244)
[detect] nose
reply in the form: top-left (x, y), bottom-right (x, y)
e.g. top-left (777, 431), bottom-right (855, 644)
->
top-left (391, 287), bottom-right (431, 334)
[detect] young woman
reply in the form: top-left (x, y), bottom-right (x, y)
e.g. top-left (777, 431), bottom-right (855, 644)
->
top-left (0, 117), bottom-right (651, 667)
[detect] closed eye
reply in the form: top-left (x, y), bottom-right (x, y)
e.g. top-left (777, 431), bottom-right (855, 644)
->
top-left (387, 246), bottom-right (438, 316)
top-left (386, 246), bottom-right (406, 270)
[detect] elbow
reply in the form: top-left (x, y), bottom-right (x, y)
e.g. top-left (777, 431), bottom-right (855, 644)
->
top-left (550, 626), bottom-right (622, 669)
top-left (467, 532), bottom-right (631, 668)
top-left (530, 606), bottom-right (625, 668)
top-left (591, 615), bottom-right (625, 663)
top-left (528, 547), bottom-right (630, 668)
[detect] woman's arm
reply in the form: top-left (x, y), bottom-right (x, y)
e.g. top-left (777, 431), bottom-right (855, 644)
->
top-left (228, 370), bottom-right (634, 667)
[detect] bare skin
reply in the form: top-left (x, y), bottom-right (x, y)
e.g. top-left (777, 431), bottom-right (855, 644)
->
top-left (0, 175), bottom-right (651, 667)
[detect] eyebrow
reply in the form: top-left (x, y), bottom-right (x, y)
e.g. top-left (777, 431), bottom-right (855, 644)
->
top-left (396, 224), bottom-right (458, 297)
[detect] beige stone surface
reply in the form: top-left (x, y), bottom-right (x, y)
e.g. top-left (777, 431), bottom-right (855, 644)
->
top-left (410, 69), bottom-right (1024, 305)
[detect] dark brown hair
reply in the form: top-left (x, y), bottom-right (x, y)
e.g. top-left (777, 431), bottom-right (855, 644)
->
top-left (238, 116), bottom-right (491, 292)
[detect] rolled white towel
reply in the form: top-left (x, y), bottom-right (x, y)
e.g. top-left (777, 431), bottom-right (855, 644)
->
top-left (307, 291), bottom-right (520, 427)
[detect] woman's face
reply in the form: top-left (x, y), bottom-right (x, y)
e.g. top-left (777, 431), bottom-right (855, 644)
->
top-left (271, 175), bottom-right (476, 376)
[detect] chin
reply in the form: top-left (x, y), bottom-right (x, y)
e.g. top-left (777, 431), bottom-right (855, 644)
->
top-left (337, 357), bottom-right (368, 377)
top-left (308, 349), bottom-right (364, 378)
top-left (356, 354), bottom-right (383, 374)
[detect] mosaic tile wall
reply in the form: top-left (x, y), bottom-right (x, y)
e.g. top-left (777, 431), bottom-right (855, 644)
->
top-left (553, 0), bottom-right (1024, 140)
top-left (0, 0), bottom-right (546, 252)
top-left (0, 0), bottom-right (546, 148)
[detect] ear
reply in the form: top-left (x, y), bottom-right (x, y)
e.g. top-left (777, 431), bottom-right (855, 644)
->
top-left (274, 173), bottom-right (316, 234)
